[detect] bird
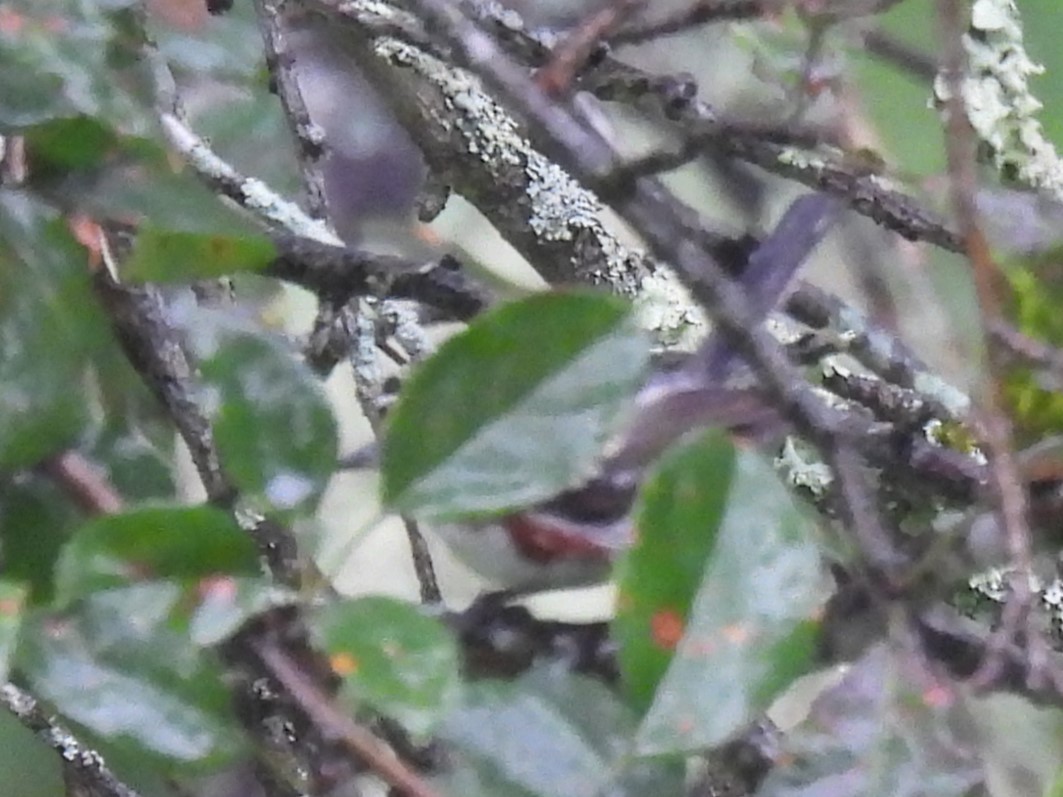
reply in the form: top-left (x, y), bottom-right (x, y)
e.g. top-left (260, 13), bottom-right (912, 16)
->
top-left (429, 194), bottom-right (842, 594)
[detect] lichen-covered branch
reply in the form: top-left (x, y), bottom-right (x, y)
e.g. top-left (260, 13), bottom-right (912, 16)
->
top-left (935, 0), bottom-right (1063, 202)
top-left (309, 0), bottom-right (708, 347)
top-left (461, 0), bottom-right (963, 253)
top-left (0, 683), bottom-right (142, 797)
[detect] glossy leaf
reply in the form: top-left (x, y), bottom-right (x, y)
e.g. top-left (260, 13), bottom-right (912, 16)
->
top-left (177, 306), bottom-right (338, 514)
top-left (0, 710), bottom-right (62, 797)
top-left (311, 597), bottom-right (460, 737)
top-left (0, 581), bottom-right (26, 682)
top-left (22, 115), bottom-right (124, 172)
top-left (635, 448), bottom-right (824, 754)
top-left (22, 114), bottom-right (263, 239)
top-left (615, 431), bottom-right (737, 710)
top-left (86, 422), bottom-right (175, 504)
top-left (18, 584), bottom-right (243, 765)
top-left (0, 477), bottom-right (82, 603)
top-left (61, 156), bottom-right (264, 237)
top-left (54, 505), bottom-right (260, 605)
top-left (382, 292), bottom-right (649, 518)
top-left (439, 667), bottom-right (683, 797)
top-left (759, 645), bottom-right (983, 797)
top-left (123, 227), bottom-right (277, 283)
top-left (0, 191), bottom-right (106, 468)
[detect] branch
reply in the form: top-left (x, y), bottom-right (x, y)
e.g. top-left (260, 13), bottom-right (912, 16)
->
top-left (0, 683), bottom-right (142, 797)
top-left (251, 638), bottom-right (443, 797)
top-left (38, 450), bottom-right (125, 516)
top-left (608, 0), bottom-right (778, 46)
top-left (310, 0), bottom-right (707, 347)
top-left (939, 0), bottom-right (1036, 688)
top-left (266, 236), bottom-right (488, 321)
top-left (254, 0), bottom-right (331, 221)
top-left (91, 259), bottom-right (300, 586)
top-left (464, 1), bottom-right (963, 251)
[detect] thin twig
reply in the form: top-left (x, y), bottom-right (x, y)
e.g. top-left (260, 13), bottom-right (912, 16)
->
top-left (461, 0), bottom-right (963, 252)
top-left (990, 319), bottom-right (1063, 388)
top-left (266, 236), bottom-right (488, 321)
top-left (254, 0), bottom-right (331, 221)
top-left (610, 117), bottom-right (835, 183)
top-left (828, 443), bottom-right (908, 589)
top-left (536, 0), bottom-right (645, 96)
top-left (405, 0), bottom-right (849, 440)
top-left (38, 450), bottom-right (126, 516)
top-left (937, 0), bottom-right (1036, 688)
top-left (252, 638), bottom-right (443, 797)
top-left (609, 0), bottom-right (776, 46)
top-left (402, 517), bottom-right (442, 604)
top-left (91, 263), bottom-right (301, 586)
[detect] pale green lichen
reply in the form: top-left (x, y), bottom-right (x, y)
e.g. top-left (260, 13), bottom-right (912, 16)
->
top-left (934, 0), bottom-right (1063, 200)
top-left (633, 271), bottom-right (706, 350)
top-left (966, 566), bottom-right (1063, 633)
top-left (775, 436), bottom-right (834, 496)
top-left (777, 147), bottom-right (819, 170)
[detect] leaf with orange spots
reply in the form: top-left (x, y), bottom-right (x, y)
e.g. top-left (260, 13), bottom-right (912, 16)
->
top-left (615, 430), bottom-right (735, 711)
top-left (758, 645), bottom-right (983, 797)
top-left (329, 651), bottom-right (359, 676)
top-left (649, 608), bottom-right (685, 651)
top-left (311, 597), bottom-right (459, 737)
top-left (634, 444), bottom-right (825, 754)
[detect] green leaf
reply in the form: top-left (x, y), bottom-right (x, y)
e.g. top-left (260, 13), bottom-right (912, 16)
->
top-left (189, 577), bottom-right (298, 647)
top-left (123, 227), bottom-right (277, 283)
top-left (23, 115), bottom-right (123, 171)
top-left (615, 431), bottom-right (737, 711)
top-left (439, 667), bottom-right (683, 797)
top-left (0, 581), bottom-right (26, 681)
top-left (0, 0), bottom-right (149, 130)
top-left (54, 505), bottom-right (260, 605)
top-left (18, 584), bottom-right (243, 765)
top-left (311, 597), bottom-right (460, 738)
top-left (0, 709), bottom-right (62, 797)
top-left (759, 645), bottom-right (983, 797)
top-left (382, 291), bottom-right (649, 518)
top-left (635, 448), bottom-right (824, 754)
top-left (0, 190), bottom-right (107, 468)
top-left (86, 422), bottom-right (176, 503)
top-left (22, 118), bottom-right (263, 239)
top-left (0, 476), bottom-right (81, 603)
top-left (189, 311), bottom-right (337, 513)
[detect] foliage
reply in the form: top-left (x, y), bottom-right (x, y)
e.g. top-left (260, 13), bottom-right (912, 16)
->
top-left (2, 1), bottom-right (1063, 797)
